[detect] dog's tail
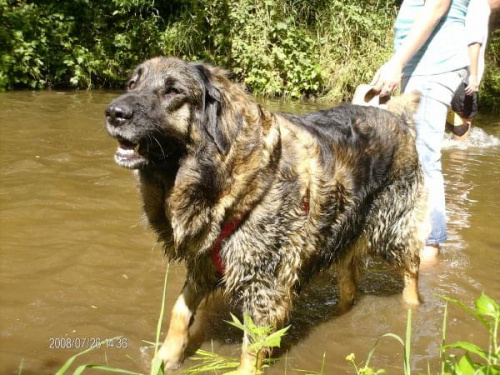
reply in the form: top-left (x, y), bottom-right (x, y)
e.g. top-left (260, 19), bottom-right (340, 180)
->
top-left (386, 91), bottom-right (420, 130)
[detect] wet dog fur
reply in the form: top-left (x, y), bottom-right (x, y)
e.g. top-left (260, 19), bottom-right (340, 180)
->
top-left (105, 57), bottom-right (428, 374)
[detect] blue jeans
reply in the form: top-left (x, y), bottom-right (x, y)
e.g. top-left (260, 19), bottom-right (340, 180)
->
top-left (402, 69), bottom-right (467, 244)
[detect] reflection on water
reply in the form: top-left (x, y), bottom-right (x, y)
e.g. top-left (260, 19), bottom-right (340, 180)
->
top-left (0, 91), bottom-right (499, 375)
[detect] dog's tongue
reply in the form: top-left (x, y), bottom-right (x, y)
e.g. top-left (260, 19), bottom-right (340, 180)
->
top-left (119, 139), bottom-right (137, 150)
top-left (116, 139), bottom-right (139, 158)
top-left (115, 138), bottom-right (141, 162)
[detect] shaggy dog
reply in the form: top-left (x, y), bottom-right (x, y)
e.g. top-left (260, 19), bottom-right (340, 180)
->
top-left (105, 57), bottom-right (428, 374)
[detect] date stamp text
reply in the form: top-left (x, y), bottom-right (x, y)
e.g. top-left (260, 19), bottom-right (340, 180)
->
top-left (49, 337), bottom-right (128, 350)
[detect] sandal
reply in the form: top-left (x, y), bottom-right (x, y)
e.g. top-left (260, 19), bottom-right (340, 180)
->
top-left (446, 111), bottom-right (471, 138)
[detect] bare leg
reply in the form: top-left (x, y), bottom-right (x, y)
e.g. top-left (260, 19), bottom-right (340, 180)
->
top-left (157, 281), bottom-right (206, 369)
top-left (420, 243), bottom-right (440, 267)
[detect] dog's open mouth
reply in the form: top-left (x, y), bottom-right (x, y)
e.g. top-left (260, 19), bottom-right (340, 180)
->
top-left (115, 137), bottom-right (148, 169)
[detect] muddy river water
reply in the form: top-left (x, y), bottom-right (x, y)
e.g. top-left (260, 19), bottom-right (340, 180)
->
top-left (0, 91), bottom-right (499, 375)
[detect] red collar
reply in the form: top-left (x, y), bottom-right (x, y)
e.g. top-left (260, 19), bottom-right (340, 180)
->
top-left (211, 197), bottom-right (310, 275)
top-left (211, 214), bottom-right (246, 275)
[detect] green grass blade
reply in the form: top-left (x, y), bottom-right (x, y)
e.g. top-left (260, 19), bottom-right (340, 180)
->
top-left (226, 313), bottom-right (245, 332)
top-left (365, 330), bottom-right (405, 369)
top-left (365, 340), bottom-right (382, 369)
top-left (150, 264), bottom-right (169, 375)
top-left (404, 308), bottom-right (412, 375)
top-left (183, 349), bottom-right (240, 375)
top-left (55, 337), bottom-right (122, 375)
top-left (73, 364), bottom-right (143, 375)
top-left (55, 345), bottom-right (102, 375)
top-left (443, 341), bottom-right (489, 361)
top-left (150, 355), bottom-right (164, 375)
top-left (380, 333), bottom-right (405, 347)
top-left (437, 294), bottom-right (489, 328)
top-left (319, 352), bottom-right (326, 375)
top-left (17, 359), bottom-right (24, 375)
top-left (154, 263), bottom-right (170, 359)
top-left (441, 302), bottom-right (448, 375)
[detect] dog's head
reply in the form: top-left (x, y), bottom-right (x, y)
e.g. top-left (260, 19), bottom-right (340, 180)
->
top-left (105, 57), bottom-right (234, 169)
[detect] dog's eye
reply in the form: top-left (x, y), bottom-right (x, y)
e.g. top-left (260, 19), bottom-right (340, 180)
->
top-left (128, 80), bottom-right (136, 90)
top-left (165, 86), bottom-right (181, 96)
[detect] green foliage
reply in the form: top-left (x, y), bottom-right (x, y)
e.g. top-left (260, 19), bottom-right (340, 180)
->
top-left (183, 349), bottom-right (241, 375)
top-left (312, 0), bottom-right (398, 102)
top-left (346, 308), bottom-right (413, 375)
top-left (0, 0), bottom-right (383, 99)
top-left (2, 0), bottom-right (498, 104)
top-left (160, 0), bottom-right (323, 98)
top-left (227, 313), bottom-right (290, 355)
top-left (228, 0), bottom-right (322, 98)
top-left (53, 337), bottom-right (140, 375)
top-left (0, 0), bottom-right (164, 90)
top-left (185, 313), bottom-right (290, 375)
top-left (51, 291), bottom-right (498, 374)
top-left (348, 293), bottom-right (500, 375)
top-left (439, 293), bottom-right (500, 375)
top-left (480, 26), bottom-right (500, 112)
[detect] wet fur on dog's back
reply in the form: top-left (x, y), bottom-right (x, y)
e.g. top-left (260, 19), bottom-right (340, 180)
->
top-left (105, 57), bottom-right (428, 372)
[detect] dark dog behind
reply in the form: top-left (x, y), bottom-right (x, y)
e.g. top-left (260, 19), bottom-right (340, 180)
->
top-left (105, 57), bottom-right (428, 374)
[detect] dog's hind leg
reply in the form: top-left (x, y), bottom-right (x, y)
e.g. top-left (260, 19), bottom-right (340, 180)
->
top-left (337, 238), bottom-right (365, 311)
top-left (157, 280), bottom-right (206, 370)
top-left (337, 252), bottom-right (360, 311)
top-left (401, 188), bottom-right (429, 306)
top-left (402, 267), bottom-right (420, 306)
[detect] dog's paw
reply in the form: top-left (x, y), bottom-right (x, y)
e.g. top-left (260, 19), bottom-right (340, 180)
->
top-left (402, 292), bottom-right (421, 306)
top-left (237, 362), bottom-right (258, 375)
top-left (156, 340), bottom-right (186, 371)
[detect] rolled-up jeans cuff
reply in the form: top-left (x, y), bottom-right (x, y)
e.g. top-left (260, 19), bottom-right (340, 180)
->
top-left (426, 236), bottom-right (446, 246)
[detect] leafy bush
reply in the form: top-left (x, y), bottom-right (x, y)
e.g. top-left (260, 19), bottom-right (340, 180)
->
top-left (312, 0), bottom-right (398, 102)
top-left (1, 0), bottom-right (499, 105)
top-left (228, 0), bottom-right (322, 98)
top-left (481, 26), bottom-right (500, 112)
top-left (0, 0), bottom-right (164, 89)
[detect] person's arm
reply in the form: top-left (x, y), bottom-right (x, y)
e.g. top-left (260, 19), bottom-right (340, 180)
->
top-left (371, 0), bottom-right (451, 96)
top-left (465, 43), bottom-right (481, 95)
top-left (464, 0), bottom-right (491, 94)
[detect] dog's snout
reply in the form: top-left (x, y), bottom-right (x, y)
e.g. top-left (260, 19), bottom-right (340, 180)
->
top-left (106, 103), bottom-right (133, 127)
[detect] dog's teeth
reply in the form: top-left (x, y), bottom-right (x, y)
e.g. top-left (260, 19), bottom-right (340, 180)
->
top-left (117, 147), bottom-right (135, 155)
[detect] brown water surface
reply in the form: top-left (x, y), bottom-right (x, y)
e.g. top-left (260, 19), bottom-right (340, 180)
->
top-left (0, 91), bottom-right (499, 375)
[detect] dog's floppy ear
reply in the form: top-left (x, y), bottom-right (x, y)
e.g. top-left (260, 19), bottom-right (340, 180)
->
top-left (193, 63), bottom-right (231, 155)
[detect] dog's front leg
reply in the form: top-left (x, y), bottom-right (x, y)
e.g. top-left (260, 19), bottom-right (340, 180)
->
top-left (237, 292), bottom-right (290, 375)
top-left (157, 281), bottom-right (205, 370)
top-left (239, 332), bottom-right (264, 375)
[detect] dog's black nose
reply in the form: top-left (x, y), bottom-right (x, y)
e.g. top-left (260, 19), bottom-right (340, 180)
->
top-left (105, 103), bottom-right (133, 127)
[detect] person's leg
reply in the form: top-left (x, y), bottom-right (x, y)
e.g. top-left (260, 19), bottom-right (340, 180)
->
top-left (450, 86), bottom-right (475, 141)
top-left (452, 117), bottom-right (472, 141)
top-left (402, 69), bottom-right (466, 264)
top-left (452, 91), bottom-right (478, 141)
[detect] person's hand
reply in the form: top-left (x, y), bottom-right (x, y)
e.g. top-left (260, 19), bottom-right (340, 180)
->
top-left (371, 58), bottom-right (403, 97)
top-left (465, 74), bottom-right (479, 95)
